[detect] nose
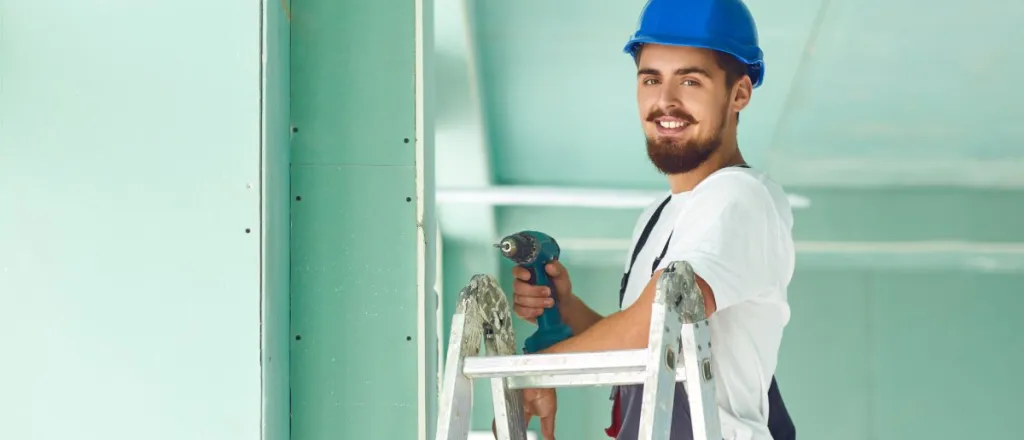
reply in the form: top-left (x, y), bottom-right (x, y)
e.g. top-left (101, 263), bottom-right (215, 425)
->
top-left (656, 82), bottom-right (682, 111)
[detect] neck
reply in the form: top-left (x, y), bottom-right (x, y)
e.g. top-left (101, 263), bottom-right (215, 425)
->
top-left (667, 141), bottom-right (745, 194)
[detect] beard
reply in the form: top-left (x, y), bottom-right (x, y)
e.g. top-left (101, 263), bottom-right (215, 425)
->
top-left (645, 106), bottom-right (727, 175)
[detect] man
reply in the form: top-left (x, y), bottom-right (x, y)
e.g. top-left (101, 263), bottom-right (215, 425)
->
top-left (508, 0), bottom-right (797, 439)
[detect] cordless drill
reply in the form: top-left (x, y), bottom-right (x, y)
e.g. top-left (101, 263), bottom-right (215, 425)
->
top-left (495, 230), bottom-right (574, 353)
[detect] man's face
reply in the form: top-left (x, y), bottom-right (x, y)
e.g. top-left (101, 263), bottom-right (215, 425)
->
top-left (636, 44), bottom-right (740, 175)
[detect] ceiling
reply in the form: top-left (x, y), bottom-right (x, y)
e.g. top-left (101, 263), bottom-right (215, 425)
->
top-left (433, 0), bottom-right (1024, 271)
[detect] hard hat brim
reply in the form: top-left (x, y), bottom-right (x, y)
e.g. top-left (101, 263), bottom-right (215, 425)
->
top-left (623, 35), bottom-right (765, 88)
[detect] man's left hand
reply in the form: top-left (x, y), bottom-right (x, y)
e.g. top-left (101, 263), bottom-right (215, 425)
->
top-left (489, 387), bottom-right (557, 439)
top-left (524, 387), bottom-right (557, 439)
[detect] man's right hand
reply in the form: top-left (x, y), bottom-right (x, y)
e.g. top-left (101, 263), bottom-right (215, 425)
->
top-left (512, 260), bottom-right (573, 324)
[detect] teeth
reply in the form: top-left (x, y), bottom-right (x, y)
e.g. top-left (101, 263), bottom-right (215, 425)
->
top-left (658, 120), bottom-right (686, 129)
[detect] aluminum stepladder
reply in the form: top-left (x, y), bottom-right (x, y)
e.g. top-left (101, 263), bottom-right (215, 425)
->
top-left (434, 260), bottom-right (722, 440)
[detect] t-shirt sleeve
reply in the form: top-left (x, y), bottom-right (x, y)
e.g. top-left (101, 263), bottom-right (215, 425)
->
top-left (654, 174), bottom-right (785, 312)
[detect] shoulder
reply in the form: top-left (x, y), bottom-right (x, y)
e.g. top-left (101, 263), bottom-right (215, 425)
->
top-left (668, 168), bottom-right (797, 298)
top-left (694, 167), bottom-right (775, 200)
top-left (689, 167), bottom-right (792, 222)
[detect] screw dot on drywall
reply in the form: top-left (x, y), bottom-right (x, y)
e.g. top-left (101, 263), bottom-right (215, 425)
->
top-left (403, 138), bottom-right (410, 143)
top-left (405, 197), bottom-right (412, 202)
top-left (295, 335), bottom-right (302, 341)
top-left (245, 228), bottom-right (251, 233)
top-left (292, 126), bottom-right (299, 133)
top-left (295, 196), bottom-right (302, 201)
top-left (406, 336), bottom-right (412, 341)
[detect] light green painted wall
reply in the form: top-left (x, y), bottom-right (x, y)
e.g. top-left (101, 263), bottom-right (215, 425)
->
top-left (288, 1), bottom-right (438, 439)
top-left (0, 1), bottom-right (287, 439)
top-left (7, 2), bottom-right (1020, 439)
top-left (779, 267), bottom-right (1024, 439)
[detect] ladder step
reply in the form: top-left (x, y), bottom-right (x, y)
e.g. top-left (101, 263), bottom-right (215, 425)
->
top-left (462, 349), bottom-right (687, 389)
top-left (509, 369), bottom-right (688, 389)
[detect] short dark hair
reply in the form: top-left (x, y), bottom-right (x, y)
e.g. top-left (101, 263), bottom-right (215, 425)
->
top-left (712, 51), bottom-right (747, 123)
top-left (712, 51), bottom-right (747, 88)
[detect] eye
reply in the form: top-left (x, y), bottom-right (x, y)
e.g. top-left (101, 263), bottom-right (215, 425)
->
top-left (682, 79), bottom-right (700, 87)
top-left (642, 77), bottom-right (660, 86)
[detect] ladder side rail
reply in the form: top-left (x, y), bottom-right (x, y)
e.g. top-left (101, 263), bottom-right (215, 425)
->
top-left (636, 261), bottom-right (687, 440)
top-left (435, 275), bottom-right (494, 440)
top-left (668, 260), bottom-right (723, 440)
top-left (474, 276), bottom-right (529, 440)
top-left (435, 313), bottom-right (478, 440)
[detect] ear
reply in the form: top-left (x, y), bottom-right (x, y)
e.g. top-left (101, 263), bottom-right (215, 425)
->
top-left (730, 76), bottom-right (753, 113)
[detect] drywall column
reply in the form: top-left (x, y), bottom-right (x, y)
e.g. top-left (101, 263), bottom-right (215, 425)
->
top-left (262, 2), bottom-right (293, 440)
top-left (0, 1), bottom-right (288, 439)
top-left (288, 0), bottom-right (438, 439)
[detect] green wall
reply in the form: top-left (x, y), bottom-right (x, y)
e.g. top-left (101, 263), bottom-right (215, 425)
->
top-left (7, 2), bottom-right (1022, 440)
top-left (0, 1), bottom-right (289, 438)
top-left (288, 0), bottom-right (438, 439)
top-left (781, 267), bottom-right (1024, 439)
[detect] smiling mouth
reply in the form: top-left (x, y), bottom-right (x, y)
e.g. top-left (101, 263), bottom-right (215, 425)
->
top-left (654, 117), bottom-right (692, 134)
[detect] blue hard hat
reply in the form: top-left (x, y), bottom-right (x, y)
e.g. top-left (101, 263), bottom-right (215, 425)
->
top-left (623, 0), bottom-right (765, 88)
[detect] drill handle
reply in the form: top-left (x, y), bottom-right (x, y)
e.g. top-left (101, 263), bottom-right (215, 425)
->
top-left (527, 264), bottom-right (566, 331)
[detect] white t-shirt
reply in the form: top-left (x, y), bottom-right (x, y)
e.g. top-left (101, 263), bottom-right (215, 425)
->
top-left (619, 166), bottom-right (795, 440)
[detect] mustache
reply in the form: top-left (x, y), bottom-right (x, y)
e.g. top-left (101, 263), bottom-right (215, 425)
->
top-left (646, 108), bottom-right (696, 124)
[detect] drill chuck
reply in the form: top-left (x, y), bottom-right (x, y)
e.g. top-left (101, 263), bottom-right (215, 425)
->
top-left (496, 239), bottom-right (515, 255)
top-left (494, 234), bottom-right (537, 264)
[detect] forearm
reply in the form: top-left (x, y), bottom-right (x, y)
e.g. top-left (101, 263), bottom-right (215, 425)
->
top-left (543, 272), bottom-right (660, 354)
top-left (558, 293), bottom-right (604, 335)
top-left (543, 269), bottom-right (718, 355)
top-left (543, 269), bottom-right (716, 355)
top-left (544, 305), bottom-right (649, 354)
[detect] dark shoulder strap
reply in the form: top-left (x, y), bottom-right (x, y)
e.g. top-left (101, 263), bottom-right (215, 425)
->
top-left (618, 195), bottom-right (671, 307)
top-left (651, 231), bottom-right (673, 274)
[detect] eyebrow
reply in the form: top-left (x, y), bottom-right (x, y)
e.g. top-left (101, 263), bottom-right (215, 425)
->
top-left (637, 66), bottom-right (714, 78)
